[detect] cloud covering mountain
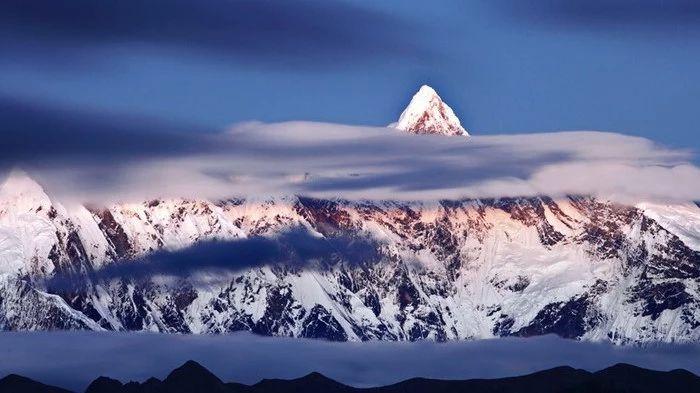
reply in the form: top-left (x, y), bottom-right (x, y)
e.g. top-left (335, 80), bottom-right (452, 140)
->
top-left (3, 84), bottom-right (698, 204)
top-left (9, 117), bottom-right (698, 204)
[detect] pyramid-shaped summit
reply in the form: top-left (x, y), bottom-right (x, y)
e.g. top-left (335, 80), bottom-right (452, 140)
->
top-left (394, 85), bottom-right (468, 136)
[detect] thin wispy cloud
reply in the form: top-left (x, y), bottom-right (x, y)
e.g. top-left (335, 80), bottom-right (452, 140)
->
top-left (2, 97), bottom-right (698, 203)
top-left (10, 121), bottom-right (697, 204)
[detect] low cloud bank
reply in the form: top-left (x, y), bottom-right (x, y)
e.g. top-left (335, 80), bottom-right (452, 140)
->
top-left (4, 117), bottom-right (700, 203)
top-left (1, 332), bottom-right (699, 391)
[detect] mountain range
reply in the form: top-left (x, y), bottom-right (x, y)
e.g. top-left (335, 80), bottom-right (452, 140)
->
top-left (0, 87), bottom-right (698, 344)
top-left (1, 360), bottom-right (699, 393)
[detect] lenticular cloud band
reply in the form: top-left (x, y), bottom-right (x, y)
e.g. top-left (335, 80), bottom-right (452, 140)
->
top-left (20, 121), bottom-right (699, 204)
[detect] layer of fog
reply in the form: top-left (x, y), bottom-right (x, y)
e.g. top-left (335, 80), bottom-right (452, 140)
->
top-left (6, 120), bottom-right (700, 204)
top-left (1, 332), bottom-right (699, 391)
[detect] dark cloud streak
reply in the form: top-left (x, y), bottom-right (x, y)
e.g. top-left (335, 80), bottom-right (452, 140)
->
top-left (303, 151), bottom-right (572, 193)
top-left (493, 0), bottom-right (700, 29)
top-left (0, 0), bottom-right (425, 67)
top-left (0, 96), bottom-right (225, 168)
top-left (47, 228), bottom-right (381, 289)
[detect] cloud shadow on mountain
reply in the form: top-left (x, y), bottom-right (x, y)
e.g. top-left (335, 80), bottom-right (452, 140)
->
top-left (46, 227), bottom-right (381, 290)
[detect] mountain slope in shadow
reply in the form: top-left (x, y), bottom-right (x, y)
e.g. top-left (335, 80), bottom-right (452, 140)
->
top-left (1, 361), bottom-right (699, 393)
top-left (0, 374), bottom-right (72, 393)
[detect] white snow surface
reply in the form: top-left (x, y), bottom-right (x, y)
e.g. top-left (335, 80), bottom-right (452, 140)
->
top-left (0, 173), bottom-right (698, 344)
top-left (637, 202), bottom-right (700, 251)
top-left (394, 85), bottom-right (469, 136)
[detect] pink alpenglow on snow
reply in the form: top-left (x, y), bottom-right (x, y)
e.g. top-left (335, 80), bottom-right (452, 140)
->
top-left (394, 85), bottom-right (469, 136)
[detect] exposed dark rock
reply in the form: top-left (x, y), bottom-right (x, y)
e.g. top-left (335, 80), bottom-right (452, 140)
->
top-left (493, 315), bottom-right (515, 336)
top-left (253, 286), bottom-right (297, 336)
top-left (90, 208), bottom-right (132, 259)
top-left (629, 281), bottom-right (692, 320)
top-left (300, 304), bottom-right (348, 341)
top-left (295, 197), bottom-right (354, 236)
top-left (363, 290), bottom-right (381, 317)
top-left (506, 276), bottom-right (530, 292)
top-left (513, 296), bottom-right (596, 339)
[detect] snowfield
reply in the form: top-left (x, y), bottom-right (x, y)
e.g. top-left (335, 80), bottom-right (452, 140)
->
top-left (0, 171), bottom-right (698, 344)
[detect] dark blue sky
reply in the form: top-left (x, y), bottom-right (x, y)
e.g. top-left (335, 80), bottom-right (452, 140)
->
top-left (2, 0), bottom-right (699, 152)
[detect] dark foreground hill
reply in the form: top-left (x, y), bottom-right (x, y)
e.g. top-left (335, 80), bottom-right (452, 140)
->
top-left (1, 360), bottom-right (699, 393)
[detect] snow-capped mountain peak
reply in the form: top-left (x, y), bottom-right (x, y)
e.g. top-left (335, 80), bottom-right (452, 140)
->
top-left (0, 172), bottom-right (699, 343)
top-left (1, 170), bottom-right (43, 196)
top-left (394, 85), bottom-right (469, 136)
top-left (0, 170), bottom-right (52, 211)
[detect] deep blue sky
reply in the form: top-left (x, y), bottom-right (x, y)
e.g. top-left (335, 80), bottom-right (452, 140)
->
top-left (2, 0), bottom-right (699, 153)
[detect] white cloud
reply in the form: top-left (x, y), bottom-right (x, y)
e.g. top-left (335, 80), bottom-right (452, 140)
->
top-left (23, 121), bottom-right (700, 204)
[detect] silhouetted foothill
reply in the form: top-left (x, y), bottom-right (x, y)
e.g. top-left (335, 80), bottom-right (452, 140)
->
top-left (4, 361), bottom-right (700, 393)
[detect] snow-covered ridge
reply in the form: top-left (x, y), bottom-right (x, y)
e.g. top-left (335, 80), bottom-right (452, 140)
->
top-left (0, 172), bottom-right (698, 344)
top-left (394, 85), bottom-right (469, 136)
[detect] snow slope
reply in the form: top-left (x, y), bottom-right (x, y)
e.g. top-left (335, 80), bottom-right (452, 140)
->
top-left (393, 85), bottom-right (469, 136)
top-left (0, 89), bottom-right (697, 344)
top-left (0, 173), bottom-right (697, 344)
